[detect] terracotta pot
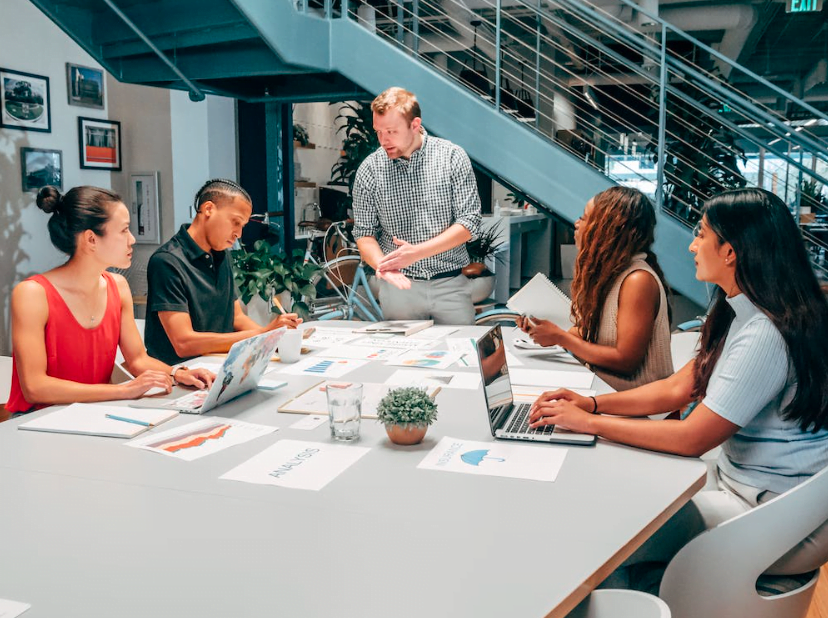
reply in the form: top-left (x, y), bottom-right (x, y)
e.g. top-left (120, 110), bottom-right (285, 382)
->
top-left (462, 262), bottom-right (486, 277)
top-left (385, 423), bottom-right (428, 445)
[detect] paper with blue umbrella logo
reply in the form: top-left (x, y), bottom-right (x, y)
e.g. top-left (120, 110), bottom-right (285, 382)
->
top-left (417, 437), bottom-right (567, 482)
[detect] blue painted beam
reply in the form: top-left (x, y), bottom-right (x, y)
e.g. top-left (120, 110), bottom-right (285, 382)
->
top-left (110, 44), bottom-right (313, 82)
top-left (228, 0), bottom-right (332, 71)
top-left (91, 0), bottom-right (246, 46)
top-left (101, 22), bottom-right (259, 60)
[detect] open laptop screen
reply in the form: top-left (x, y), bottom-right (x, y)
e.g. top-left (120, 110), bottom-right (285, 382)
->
top-left (476, 326), bottom-right (514, 425)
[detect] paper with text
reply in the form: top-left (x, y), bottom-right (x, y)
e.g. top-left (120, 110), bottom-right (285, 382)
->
top-left (270, 357), bottom-right (367, 378)
top-left (220, 439), bottom-right (370, 491)
top-left (418, 436), bottom-right (567, 483)
top-left (385, 369), bottom-right (480, 390)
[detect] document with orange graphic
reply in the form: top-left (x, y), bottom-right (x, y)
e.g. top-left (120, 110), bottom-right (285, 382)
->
top-left (126, 417), bottom-right (277, 461)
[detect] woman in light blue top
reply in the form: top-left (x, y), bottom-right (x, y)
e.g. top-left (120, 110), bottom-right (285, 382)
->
top-left (531, 188), bottom-right (828, 577)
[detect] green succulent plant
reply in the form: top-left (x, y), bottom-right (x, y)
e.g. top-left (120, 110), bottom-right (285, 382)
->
top-left (376, 387), bottom-right (438, 428)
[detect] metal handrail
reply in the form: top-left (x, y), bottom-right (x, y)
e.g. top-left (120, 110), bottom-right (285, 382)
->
top-left (326, 0), bottom-right (828, 272)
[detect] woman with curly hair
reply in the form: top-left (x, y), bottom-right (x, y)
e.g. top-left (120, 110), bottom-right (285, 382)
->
top-left (517, 186), bottom-right (673, 390)
top-left (530, 188), bottom-right (828, 579)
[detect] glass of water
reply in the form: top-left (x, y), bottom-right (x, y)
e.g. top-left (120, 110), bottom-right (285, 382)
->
top-left (326, 382), bottom-right (362, 441)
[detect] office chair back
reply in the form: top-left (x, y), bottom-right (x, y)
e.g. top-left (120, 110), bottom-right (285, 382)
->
top-left (569, 589), bottom-right (671, 618)
top-left (660, 465), bottom-right (828, 618)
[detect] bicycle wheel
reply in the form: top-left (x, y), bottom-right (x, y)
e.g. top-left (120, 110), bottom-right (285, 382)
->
top-left (474, 309), bottom-right (521, 327)
top-left (308, 256), bottom-right (377, 320)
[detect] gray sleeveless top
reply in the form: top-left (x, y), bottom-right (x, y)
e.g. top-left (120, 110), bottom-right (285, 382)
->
top-left (589, 254), bottom-right (674, 391)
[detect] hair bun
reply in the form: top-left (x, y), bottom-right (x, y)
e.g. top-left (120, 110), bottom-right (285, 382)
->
top-left (36, 186), bottom-right (63, 215)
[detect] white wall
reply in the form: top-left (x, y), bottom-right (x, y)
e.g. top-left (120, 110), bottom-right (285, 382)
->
top-left (0, 0), bottom-right (237, 354)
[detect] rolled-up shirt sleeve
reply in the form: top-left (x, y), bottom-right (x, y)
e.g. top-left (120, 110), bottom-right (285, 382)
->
top-left (450, 148), bottom-right (481, 240)
top-left (352, 160), bottom-right (379, 241)
top-left (703, 318), bottom-right (790, 427)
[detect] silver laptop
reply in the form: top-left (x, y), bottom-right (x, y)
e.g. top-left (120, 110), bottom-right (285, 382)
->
top-left (475, 325), bottom-right (595, 445)
top-left (130, 328), bottom-right (285, 414)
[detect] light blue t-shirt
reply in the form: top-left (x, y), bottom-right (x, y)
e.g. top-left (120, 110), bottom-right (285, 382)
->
top-left (703, 293), bottom-right (828, 494)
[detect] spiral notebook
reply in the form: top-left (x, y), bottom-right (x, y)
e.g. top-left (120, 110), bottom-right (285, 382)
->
top-left (506, 273), bottom-right (573, 330)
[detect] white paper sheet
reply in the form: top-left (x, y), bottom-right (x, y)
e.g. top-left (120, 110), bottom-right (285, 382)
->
top-left (509, 385), bottom-right (596, 401)
top-left (322, 344), bottom-right (402, 361)
top-left (508, 368), bottom-right (594, 390)
top-left (418, 436), bottom-right (567, 483)
top-left (270, 357), bottom-right (367, 378)
top-left (18, 404), bottom-right (178, 439)
top-left (289, 415), bottom-right (328, 430)
top-left (446, 338), bottom-right (479, 367)
top-left (385, 369), bottom-right (480, 390)
top-left (409, 326), bottom-right (459, 340)
top-left (126, 417), bottom-right (278, 461)
top-left (351, 336), bottom-right (432, 350)
top-left (220, 439), bottom-right (370, 491)
top-left (0, 599), bottom-right (31, 618)
top-left (384, 349), bottom-right (465, 370)
top-left (279, 381), bottom-right (440, 418)
top-left (302, 328), bottom-right (361, 349)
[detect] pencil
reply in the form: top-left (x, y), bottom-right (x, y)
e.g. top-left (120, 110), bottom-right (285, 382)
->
top-left (272, 296), bottom-right (285, 314)
top-left (106, 414), bottom-right (153, 427)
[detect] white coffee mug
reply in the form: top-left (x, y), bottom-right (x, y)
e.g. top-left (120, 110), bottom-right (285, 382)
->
top-left (278, 329), bottom-right (303, 363)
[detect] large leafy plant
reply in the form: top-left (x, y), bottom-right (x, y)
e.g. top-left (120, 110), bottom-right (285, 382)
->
top-left (231, 240), bottom-right (321, 320)
top-left (330, 101), bottom-right (379, 203)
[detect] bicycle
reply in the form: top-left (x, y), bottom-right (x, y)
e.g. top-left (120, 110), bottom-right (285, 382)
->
top-left (297, 219), bottom-right (526, 325)
top-left (298, 219), bottom-right (384, 322)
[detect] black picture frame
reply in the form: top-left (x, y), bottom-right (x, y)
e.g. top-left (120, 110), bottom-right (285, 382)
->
top-left (78, 116), bottom-right (122, 171)
top-left (21, 147), bottom-right (63, 192)
top-left (66, 63), bottom-right (105, 109)
top-left (0, 67), bottom-right (51, 133)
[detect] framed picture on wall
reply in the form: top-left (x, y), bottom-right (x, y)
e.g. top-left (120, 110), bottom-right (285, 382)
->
top-left (129, 172), bottom-right (161, 244)
top-left (66, 63), bottom-right (105, 109)
top-left (20, 147), bottom-right (63, 192)
top-left (78, 116), bottom-right (121, 171)
top-left (0, 67), bottom-right (51, 132)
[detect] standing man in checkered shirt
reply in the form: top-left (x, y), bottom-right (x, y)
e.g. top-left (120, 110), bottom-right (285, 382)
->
top-left (352, 87), bottom-right (482, 325)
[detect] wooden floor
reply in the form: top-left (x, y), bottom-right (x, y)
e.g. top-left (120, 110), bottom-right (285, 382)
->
top-left (808, 565), bottom-right (828, 618)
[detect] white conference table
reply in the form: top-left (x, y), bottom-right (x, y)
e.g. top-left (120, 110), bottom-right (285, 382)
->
top-left (0, 323), bottom-right (705, 618)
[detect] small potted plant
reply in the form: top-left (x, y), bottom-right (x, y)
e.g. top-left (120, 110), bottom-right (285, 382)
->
top-left (376, 386), bottom-right (438, 445)
top-left (464, 227), bottom-right (504, 303)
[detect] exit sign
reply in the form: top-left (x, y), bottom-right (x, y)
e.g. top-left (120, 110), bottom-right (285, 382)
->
top-left (787, 0), bottom-right (823, 12)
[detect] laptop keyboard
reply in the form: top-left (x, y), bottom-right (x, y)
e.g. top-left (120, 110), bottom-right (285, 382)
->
top-left (505, 403), bottom-right (555, 435)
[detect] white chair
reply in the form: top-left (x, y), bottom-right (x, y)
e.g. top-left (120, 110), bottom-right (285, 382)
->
top-left (670, 331), bottom-right (700, 370)
top-left (1, 355), bottom-right (12, 422)
top-left (115, 319), bottom-right (146, 365)
top-left (569, 589), bottom-right (671, 617)
top-left (0, 355), bottom-right (12, 404)
top-left (660, 465), bottom-right (828, 618)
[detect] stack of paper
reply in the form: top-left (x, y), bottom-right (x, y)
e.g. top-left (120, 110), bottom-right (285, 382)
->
top-left (18, 403), bottom-right (178, 438)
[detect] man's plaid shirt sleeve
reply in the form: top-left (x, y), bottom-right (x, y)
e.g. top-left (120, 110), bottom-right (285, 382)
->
top-left (450, 147), bottom-right (482, 241)
top-left (352, 160), bottom-right (378, 241)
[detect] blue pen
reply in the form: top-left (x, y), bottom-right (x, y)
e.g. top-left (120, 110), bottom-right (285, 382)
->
top-left (105, 413), bottom-right (153, 427)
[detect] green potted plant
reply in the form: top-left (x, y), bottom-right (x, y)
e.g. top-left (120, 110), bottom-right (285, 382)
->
top-left (464, 227), bottom-right (504, 303)
top-left (329, 101), bottom-right (379, 207)
top-left (231, 241), bottom-right (321, 321)
top-left (376, 386), bottom-right (439, 445)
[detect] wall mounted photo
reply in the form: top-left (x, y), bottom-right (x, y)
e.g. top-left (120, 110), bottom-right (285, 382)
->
top-left (20, 147), bottom-right (63, 192)
top-left (66, 63), bottom-right (104, 109)
top-left (129, 172), bottom-right (161, 244)
top-left (0, 67), bottom-right (51, 132)
top-left (78, 116), bottom-right (121, 170)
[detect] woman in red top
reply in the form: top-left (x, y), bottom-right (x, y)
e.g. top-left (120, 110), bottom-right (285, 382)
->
top-left (6, 185), bottom-right (214, 415)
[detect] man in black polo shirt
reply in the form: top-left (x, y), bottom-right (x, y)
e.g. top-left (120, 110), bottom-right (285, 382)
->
top-left (145, 179), bottom-right (301, 365)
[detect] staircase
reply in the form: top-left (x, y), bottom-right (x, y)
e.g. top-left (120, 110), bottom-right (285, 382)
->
top-left (29, 0), bottom-right (828, 305)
